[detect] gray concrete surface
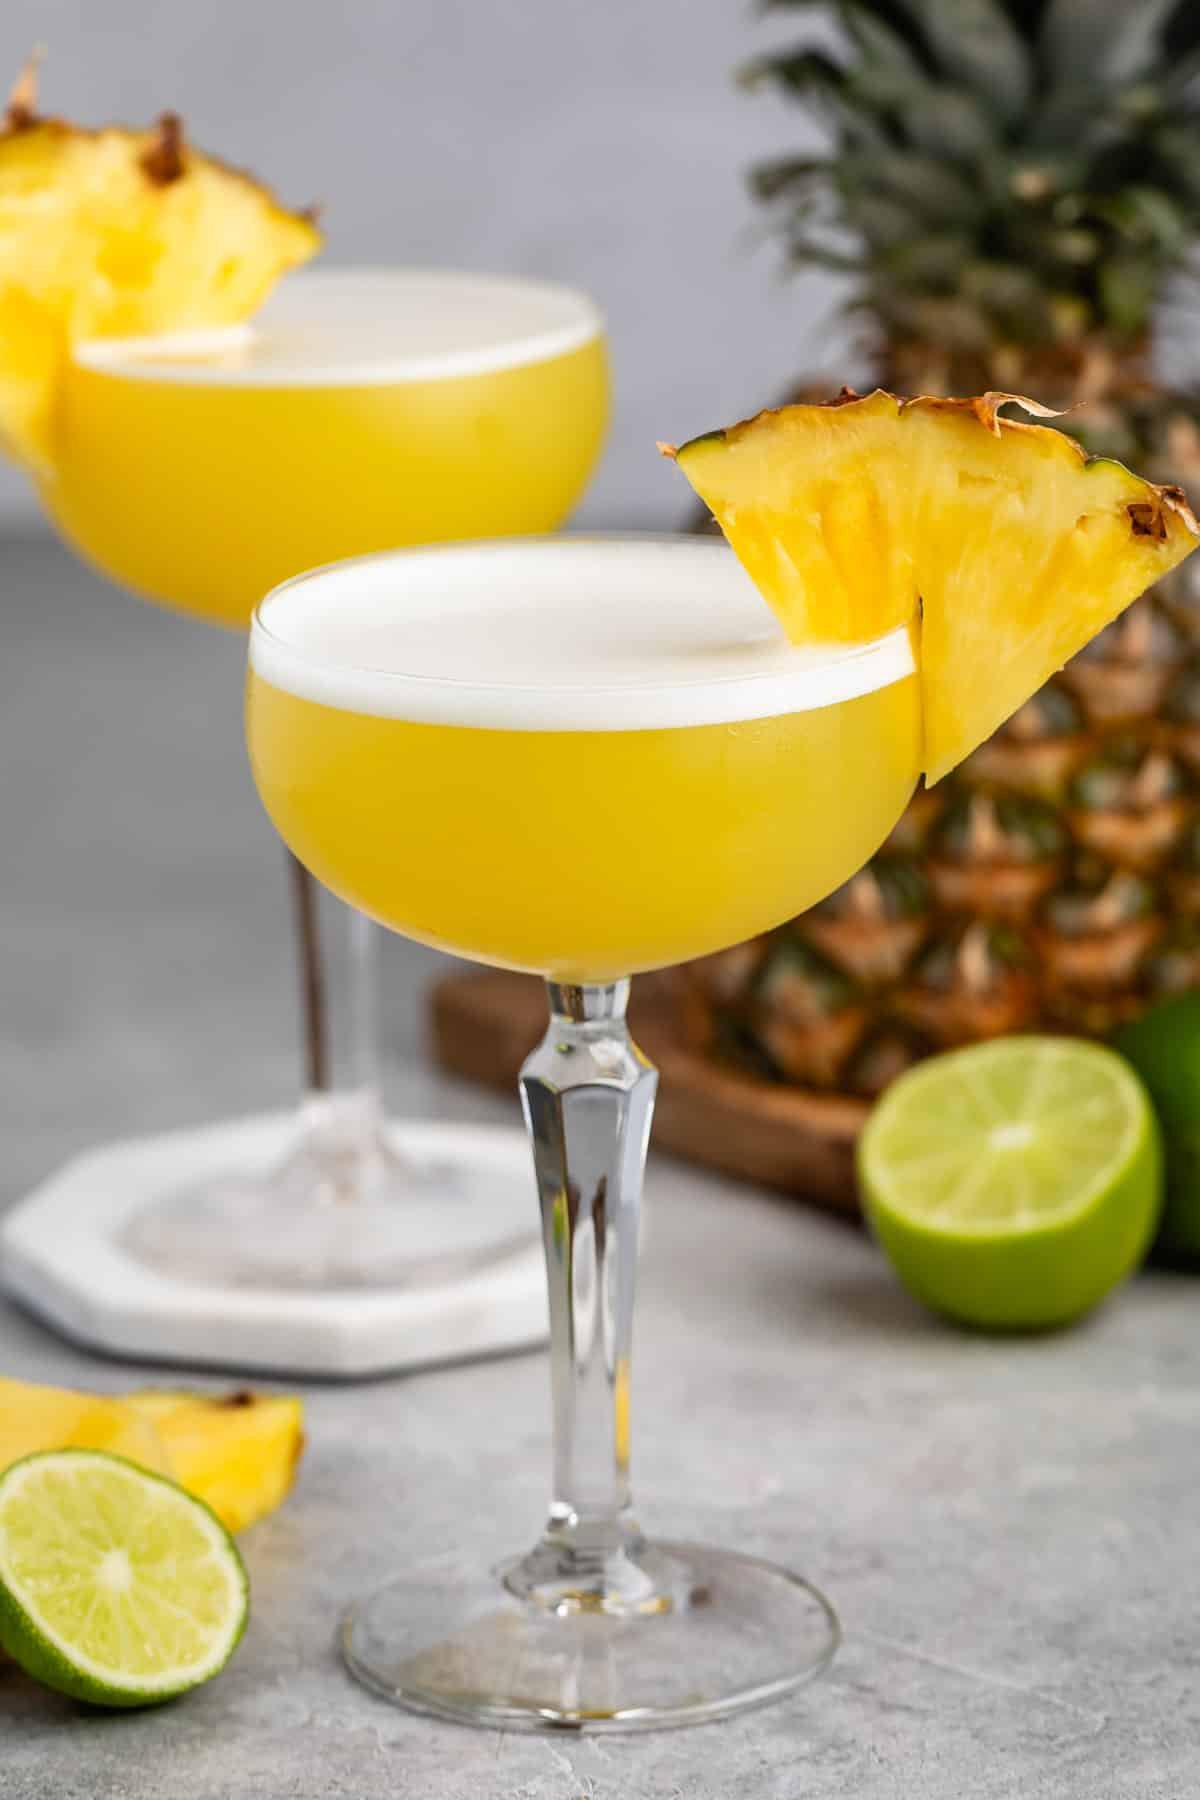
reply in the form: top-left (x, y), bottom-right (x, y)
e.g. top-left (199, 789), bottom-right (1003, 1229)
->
top-left (0, 0), bottom-right (845, 533)
top-left (3, 532), bottom-right (1200, 1796)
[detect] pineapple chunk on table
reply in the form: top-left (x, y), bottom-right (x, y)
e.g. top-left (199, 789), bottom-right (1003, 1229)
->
top-left (126, 1390), bottom-right (305, 1535)
top-left (0, 1375), bottom-right (168, 1475)
top-left (0, 1376), bottom-right (304, 1534)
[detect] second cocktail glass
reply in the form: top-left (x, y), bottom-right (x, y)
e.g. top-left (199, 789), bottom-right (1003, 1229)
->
top-left (247, 536), bottom-right (922, 1729)
top-left (39, 267), bottom-right (608, 1289)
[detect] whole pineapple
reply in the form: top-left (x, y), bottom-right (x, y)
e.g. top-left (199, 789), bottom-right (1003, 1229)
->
top-left (685, 0), bottom-right (1200, 1180)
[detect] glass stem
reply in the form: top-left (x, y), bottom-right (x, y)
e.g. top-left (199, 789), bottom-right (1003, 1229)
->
top-left (342, 903), bottom-right (380, 1098)
top-left (508, 980), bottom-right (660, 1611)
top-left (288, 851), bottom-right (331, 1092)
top-left (286, 852), bottom-right (385, 1186)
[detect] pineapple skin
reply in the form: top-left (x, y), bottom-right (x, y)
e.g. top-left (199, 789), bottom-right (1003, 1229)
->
top-left (703, 568), bottom-right (1200, 1100)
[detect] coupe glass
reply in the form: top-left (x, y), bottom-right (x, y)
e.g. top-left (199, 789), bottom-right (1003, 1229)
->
top-left (246, 536), bottom-right (922, 1729)
top-left (35, 268), bottom-right (608, 1290)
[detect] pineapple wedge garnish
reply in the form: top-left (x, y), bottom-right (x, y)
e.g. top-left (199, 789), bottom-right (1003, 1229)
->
top-left (125, 1390), bottom-right (305, 1535)
top-left (664, 390), bottom-right (1200, 784)
top-left (0, 1377), bottom-right (304, 1534)
top-left (0, 58), bottom-right (320, 469)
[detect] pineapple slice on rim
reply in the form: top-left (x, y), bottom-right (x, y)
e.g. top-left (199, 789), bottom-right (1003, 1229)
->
top-left (663, 389), bottom-right (1200, 784)
top-left (0, 57), bottom-right (320, 469)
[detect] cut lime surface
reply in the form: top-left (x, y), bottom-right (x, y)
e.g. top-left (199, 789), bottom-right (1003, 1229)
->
top-left (858, 1037), bottom-right (1161, 1329)
top-left (0, 1449), bottom-right (248, 1707)
top-left (1115, 993), bottom-right (1200, 1258)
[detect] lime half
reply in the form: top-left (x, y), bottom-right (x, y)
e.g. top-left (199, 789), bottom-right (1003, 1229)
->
top-left (0, 1450), bottom-right (248, 1707)
top-left (858, 1037), bottom-right (1161, 1329)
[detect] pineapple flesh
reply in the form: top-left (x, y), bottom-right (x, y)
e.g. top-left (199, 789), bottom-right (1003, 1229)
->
top-left (0, 62), bottom-right (320, 468)
top-left (668, 390), bottom-right (1200, 783)
top-left (0, 1374), bottom-right (168, 1475)
top-left (126, 1390), bottom-right (305, 1535)
top-left (0, 1377), bottom-right (303, 1534)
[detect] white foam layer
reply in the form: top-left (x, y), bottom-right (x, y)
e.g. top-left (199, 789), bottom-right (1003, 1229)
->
top-left (72, 268), bottom-right (603, 387)
top-left (250, 537), bottom-right (915, 731)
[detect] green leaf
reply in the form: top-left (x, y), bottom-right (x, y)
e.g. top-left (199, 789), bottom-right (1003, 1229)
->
top-left (1039, 0), bottom-right (1178, 85)
top-left (999, 0), bottom-right (1050, 33)
top-left (1160, 44), bottom-right (1200, 103)
top-left (782, 231), bottom-right (866, 273)
top-left (896, 0), bottom-right (1032, 122)
top-left (1166, 1), bottom-right (1200, 57)
top-left (841, 4), bottom-right (927, 81)
top-left (740, 47), bottom-right (897, 151)
top-left (1153, 125), bottom-right (1200, 205)
top-left (748, 156), bottom-right (835, 202)
top-left (903, 85), bottom-right (1001, 159)
top-left (877, 233), bottom-right (975, 286)
top-left (1097, 185), bottom-right (1192, 256)
top-left (1098, 256), bottom-right (1158, 334)
top-left (1027, 83), bottom-right (1154, 156)
top-left (842, 190), bottom-right (918, 247)
top-left (839, 149), bottom-right (979, 222)
top-left (840, 6), bottom-right (1004, 161)
top-left (739, 45), bottom-right (844, 100)
top-left (758, 0), bottom-right (922, 22)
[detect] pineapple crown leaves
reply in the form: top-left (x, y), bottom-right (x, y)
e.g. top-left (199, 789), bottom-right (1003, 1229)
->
top-left (744, 0), bottom-right (1200, 357)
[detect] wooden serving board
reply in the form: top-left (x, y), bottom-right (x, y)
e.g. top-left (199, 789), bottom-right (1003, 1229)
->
top-left (430, 970), bottom-right (866, 1215)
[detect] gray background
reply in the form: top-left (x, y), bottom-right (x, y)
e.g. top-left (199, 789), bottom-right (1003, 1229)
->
top-left (0, 0), bottom-right (844, 532)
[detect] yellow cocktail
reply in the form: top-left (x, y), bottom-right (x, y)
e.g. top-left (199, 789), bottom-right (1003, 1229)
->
top-left (31, 269), bottom-right (608, 1294)
top-left (248, 539), bottom-right (918, 978)
top-left (247, 534), bottom-right (913, 1729)
top-left (45, 269), bottom-right (608, 628)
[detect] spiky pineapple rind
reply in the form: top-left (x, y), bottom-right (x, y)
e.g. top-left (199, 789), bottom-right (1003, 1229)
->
top-left (2, 57), bottom-right (319, 220)
top-left (667, 389), bottom-right (1200, 541)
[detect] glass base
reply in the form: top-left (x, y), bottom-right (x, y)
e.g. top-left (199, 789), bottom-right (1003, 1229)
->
top-left (342, 1540), bottom-right (838, 1733)
top-left (122, 1093), bottom-right (538, 1291)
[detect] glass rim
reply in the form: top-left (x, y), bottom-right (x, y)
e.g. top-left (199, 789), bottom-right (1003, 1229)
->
top-left (248, 533), bottom-right (916, 731)
top-left (252, 532), bottom-right (912, 682)
top-left (72, 266), bottom-right (606, 389)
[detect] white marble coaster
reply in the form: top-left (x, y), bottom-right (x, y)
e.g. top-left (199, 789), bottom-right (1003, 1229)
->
top-left (0, 1113), bottom-right (548, 1379)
